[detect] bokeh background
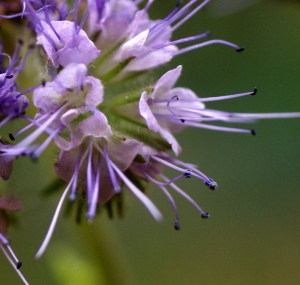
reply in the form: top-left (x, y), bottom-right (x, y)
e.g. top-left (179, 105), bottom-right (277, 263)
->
top-left (1, 0), bottom-right (300, 284)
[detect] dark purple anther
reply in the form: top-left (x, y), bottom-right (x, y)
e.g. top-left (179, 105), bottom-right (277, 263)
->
top-left (204, 178), bottom-right (218, 190)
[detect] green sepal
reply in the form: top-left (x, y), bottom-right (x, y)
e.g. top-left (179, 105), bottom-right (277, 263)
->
top-left (110, 92), bottom-right (142, 107)
top-left (109, 85), bottom-right (154, 107)
top-left (100, 56), bottom-right (135, 82)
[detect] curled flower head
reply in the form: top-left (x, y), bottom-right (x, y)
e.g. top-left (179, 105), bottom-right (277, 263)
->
top-left (0, 0), bottom-right (299, 264)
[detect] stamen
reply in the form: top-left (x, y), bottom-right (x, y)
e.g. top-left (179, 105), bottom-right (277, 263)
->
top-left (6, 243), bottom-right (22, 268)
top-left (0, 233), bottom-right (22, 269)
top-left (151, 156), bottom-right (208, 182)
top-left (86, 137), bottom-right (95, 205)
top-left (171, 0), bottom-right (211, 32)
top-left (3, 39), bottom-right (23, 83)
top-left (30, 125), bottom-right (64, 159)
top-left (16, 104), bottom-right (66, 149)
top-left (151, 96), bottom-right (178, 104)
top-left (204, 178), bottom-right (218, 190)
top-left (160, 174), bottom-right (208, 217)
top-left (15, 113), bottom-right (52, 138)
top-left (78, 9), bottom-right (90, 31)
top-left (198, 88), bottom-right (257, 103)
top-left (167, 157), bottom-right (210, 181)
top-left (17, 81), bottom-right (45, 97)
top-left (165, 0), bottom-right (183, 21)
top-left (94, 0), bottom-right (105, 21)
top-left (128, 1), bottom-right (154, 40)
top-left (43, 0), bottom-right (61, 40)
top-left (151, 31), bottom-right (210, 50)
top-left (149, 0), bottom-right (195, 36)
top-left (143, 165), bottom-right (192, 186)
top-left (173, 39), bottom-right (244, 56)
top-left (158, 185), bottom-right (180, 230)
top-left (102, 138), bottom-right (121, 193)
top-left (22, 0), bottom-right (26, 17)
top-left (144, 171), bottom-right (187, 186)
top-left (22, 0), bottom-right (45, 31)
top-left (9, 133), bottom-right (15, 141)
top-left (201, 213), bottom-right (210, 219)
top-left (35, 25), bottom-right (59, 52)
top-left (110, 161), bottom-right (163, 221)
top-left (144, 0), bottom-right (154, 14)
top-left (87, 153), bottom-right (101, 222)
top-left (69, 146), bottom-right (85, 201)
top-left (35, 176), bottom-right (74, 259)
top-left (0, 5), bottom-right (58, 19)
top-left (184, 169), bottom-right (192, 178)
top-left (0, 116), bottom-right (13, 128)
top-left (0, 244), bottom-right (29, 285)
top-left (232, 112), bottom-right (300, 120)
top-left (169, 120), bottom-right (255, 134)
top-left (73, 0), bottom-right (80, 34)
top-left (167, 95), bottom-right (185, 123)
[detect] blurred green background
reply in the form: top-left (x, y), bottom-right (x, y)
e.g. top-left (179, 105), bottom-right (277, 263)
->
top-left (1, 0), bottom-right (300, 284)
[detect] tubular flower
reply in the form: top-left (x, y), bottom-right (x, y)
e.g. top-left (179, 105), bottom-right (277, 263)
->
top-left (0, 0), bottom-right (299, 266)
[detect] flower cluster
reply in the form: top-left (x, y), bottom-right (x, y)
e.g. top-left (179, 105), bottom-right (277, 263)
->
top-left (0, 1), bottom-right (299, 283)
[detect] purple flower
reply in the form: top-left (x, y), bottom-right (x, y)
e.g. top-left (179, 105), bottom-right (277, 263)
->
top-left (0, 40), bottom-right (32, 127)
top-left (0, 0), bottom-right (300, 263)
top-left (139, 65), bottom-right (300, 141)
top-left (36, 20), bottom-right (100, 67)
top-left (87, 0), bottom-right (139, 48)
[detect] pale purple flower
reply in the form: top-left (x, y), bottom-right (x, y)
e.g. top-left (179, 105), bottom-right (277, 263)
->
top-left (87, 0), bottom-right (139, 48)
top-left (0, 63), bottom-right (103, 160)
top-left (140, 65), bottom-right (300, 148)
top-left (0, 0), bottom-right (299, 267)
top-left (82, 0), bottom-right (244, 81)
top-left (36, 20), bottom-right (100, 67)
top-left (35, 117), bottom-right (163, 258)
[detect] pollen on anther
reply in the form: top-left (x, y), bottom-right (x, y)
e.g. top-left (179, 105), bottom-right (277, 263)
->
top-left (236, 47), bottom-right (245, 52)
top-left (184, 169), bottom-right (192, 178)
top-left (9, 133), bottom-right (15, 141)
top-left (201, 213), bottom-right (210, 219)
top-left (174, 221), bottom-right (180, 230)
top-left (205, 178), bottom-right (218, 190)
top-left (251, 87), bottom-right (257, 95)
top-left (16, 261), bottom-right (22, 269)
